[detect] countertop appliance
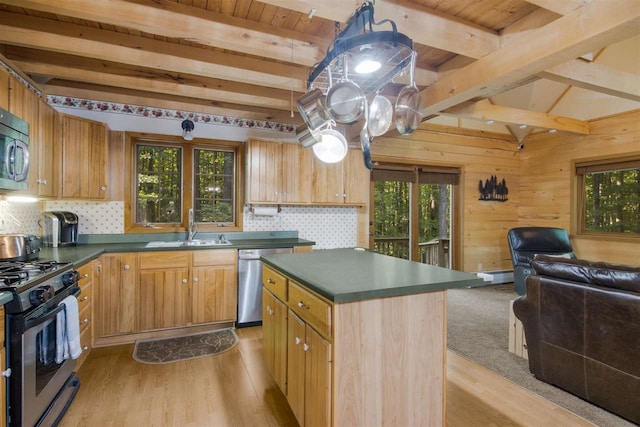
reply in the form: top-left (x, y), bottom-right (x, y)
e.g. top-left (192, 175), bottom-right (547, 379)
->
top-left (0, 107), bottom-right (29, 191)
top-left (41, 211), bottom-right (79, 247)
top-left (237, 247), bottom-right (293, 327)
top-left (0, 234), bottom-right (41, 262)
top-left (0, 259), bottom-right (81, 427)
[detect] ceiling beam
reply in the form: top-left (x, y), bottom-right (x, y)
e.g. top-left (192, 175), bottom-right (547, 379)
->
top-left (539, 59), bottom-right (640, 101)
top-left (0, 12), bottom-right (309, 92)
top-left (0, 0), bottom-right (328, 67)
top-left (523, 0), bottom-right (586, 15)
top-left (13, 60), bottom-right (298, 111)
top-left (256, 0), bottom-right (500, 58)
top-left (420, 0), bottom-right (640, 115)
top-left (441, 101), bottom-right (590, 135)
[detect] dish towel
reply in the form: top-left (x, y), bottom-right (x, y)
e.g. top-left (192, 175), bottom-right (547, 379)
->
top-left (55, 295), bottom-right (82, 364)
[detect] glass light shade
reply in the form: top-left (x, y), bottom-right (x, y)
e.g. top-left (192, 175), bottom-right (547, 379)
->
top-left (312, 129), bottom-right (348, 163)
top-left (355, 59), bottom-right (381, 74)
top-left (182, 130), bottom-right (194, 141)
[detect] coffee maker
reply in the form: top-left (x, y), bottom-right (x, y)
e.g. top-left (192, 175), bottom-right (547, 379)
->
top-left (41, 211), bottom-right (79, 247)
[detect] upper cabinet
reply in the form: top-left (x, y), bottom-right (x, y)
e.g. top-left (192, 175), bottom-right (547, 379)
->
top-left (61, 115), bottom-right (108, 199)
top-left (246, 139), bottom-right (313, 204)
top-left (246, 139), bottom-right (369, 206)
top-left (0, 67), bottom-right (9, 111)
top-left (36, 100), bottom-right (61, 198)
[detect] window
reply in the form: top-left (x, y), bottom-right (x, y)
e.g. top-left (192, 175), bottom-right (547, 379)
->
top-left (576, 157), bottom-right (640, 235)
top-left (125, 133), bottom-right (242, 232)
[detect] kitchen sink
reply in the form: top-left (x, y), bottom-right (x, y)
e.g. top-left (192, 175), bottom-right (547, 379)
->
top-left (145, 239), bottom-right (232, 248)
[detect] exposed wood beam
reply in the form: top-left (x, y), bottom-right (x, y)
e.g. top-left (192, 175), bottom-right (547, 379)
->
top-left (257, 0), bottom-right (500, 58)
top-left (0, 0), bottom-right (328, 67)
top-left (43, 82), bottom-right (298, 123)
top-left (539, 59), bottom-right (640, 101)
top-left (14, 60), bottom-right (298, 111)
top-left (0, 12), bottom-right (308, 92)
top-left (442, 101), bottom-right (590, 135)
top-left (523, 0), bottom-right (586, 15)
top-left (421, 0), bottom-right (640, 115)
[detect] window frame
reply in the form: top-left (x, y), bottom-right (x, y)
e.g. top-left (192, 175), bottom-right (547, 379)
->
top-left (124, 132), bottom-right (243, 233)
top-left (573, 155), bottom-right (640, 240)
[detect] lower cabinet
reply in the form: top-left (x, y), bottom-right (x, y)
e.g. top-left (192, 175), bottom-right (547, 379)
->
top-left (262, 288), bottom-right (287, 393)
top-left (0, 307), bottom-right (5, 427)
top-left (287, 311), bottom-right (332, 427)
top-left (76, 261), bottom-right (95, 369)
top-left (191, 250), bottom-right (237, 325)
top-left (94, 253), bottom-right (138, 338)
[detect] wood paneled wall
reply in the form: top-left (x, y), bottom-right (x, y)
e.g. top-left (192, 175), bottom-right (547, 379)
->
top-left (373, 125), bottom-right (520, 273)
top-left (519, 110), bottom-right (640, 266)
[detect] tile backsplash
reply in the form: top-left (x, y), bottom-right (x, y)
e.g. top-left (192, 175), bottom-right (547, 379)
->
top-left (44, 201), bottom-right (125, 234)
top-left (0, 201), bottom-right (40, 235)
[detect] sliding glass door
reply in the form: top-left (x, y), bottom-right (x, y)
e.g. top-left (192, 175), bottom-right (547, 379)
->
top-left (370, 165), bottom-right (458, 267)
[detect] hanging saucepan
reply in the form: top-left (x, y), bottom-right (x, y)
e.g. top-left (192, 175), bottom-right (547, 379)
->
top-left (368, 94), bottom-right (393, 137)
top-left (296, 88), bottom-right (330, 130)
top-left (326, 80), bottom-right (366, 124)
top-left (296, 123), bottom-right (320, 148)
top-left (395, 52), bottom-right (423, 135)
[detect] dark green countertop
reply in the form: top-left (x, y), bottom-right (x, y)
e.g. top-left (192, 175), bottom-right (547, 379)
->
top-left (262, 248), bottom-right (485, 303)
top-left (39, 238), bottom-right (314, 267)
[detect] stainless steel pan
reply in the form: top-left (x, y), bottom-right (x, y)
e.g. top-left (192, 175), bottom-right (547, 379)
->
top-left (395, 52), bottom-right (423, 135)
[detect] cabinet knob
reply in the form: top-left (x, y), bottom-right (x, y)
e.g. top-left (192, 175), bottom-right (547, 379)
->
top-left (295, 337), bottom-right (301, 345)
top-left (1, 368), bottom-right (11, 378)
top-left (297, 301), bottom-right (310, 310)
top-left (42, 179), bottom-right (47, 185)
top-left (282, 192), bottom-right (287, 196)
top-left (267, 278), bottom-right (275, 284)
top-left (123, 265), bottom-right (130, 270)
top-left (81, 296), bottom-right (88, 301)
top-left (82, 318), bottom-right (89, 324)
top-left (182, 278), bottom-right (188, 284)
top-left (193, 277), bottom-right (199, 283)
top-left (100, 186), bottom-right (106, 191)
top-left (83, 345), bottom-right (89, 351)
top-left (274, 191), bottom-right (279, 195)
top-left (303, 343), bottom-right (309, 352)
top-left (82, 273), bottom-right (89, 278)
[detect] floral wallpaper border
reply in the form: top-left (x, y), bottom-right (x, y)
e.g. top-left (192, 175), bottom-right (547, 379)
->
top-left (47, 95), bottom-right (297, 133)
top-left (0, 61), bottom-right (42, 97)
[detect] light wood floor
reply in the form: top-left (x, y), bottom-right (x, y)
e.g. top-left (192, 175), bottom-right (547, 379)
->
top-left (60, 327), bottom-right (594, 427)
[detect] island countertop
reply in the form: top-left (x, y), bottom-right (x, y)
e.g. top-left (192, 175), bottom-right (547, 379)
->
top-left (261, 248), bottom-right (484, 303)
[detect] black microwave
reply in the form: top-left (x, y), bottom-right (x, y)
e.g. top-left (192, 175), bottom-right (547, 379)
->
top-left (0, 107), bottom-right (29, 191)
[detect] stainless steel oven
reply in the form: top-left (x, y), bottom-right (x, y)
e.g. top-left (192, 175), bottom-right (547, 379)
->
top-left (1, 261), bottom-right (81, 426)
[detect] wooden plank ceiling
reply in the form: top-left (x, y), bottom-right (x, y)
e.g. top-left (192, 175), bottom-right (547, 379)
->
top-left (0, 0), bottom-right (638, 136)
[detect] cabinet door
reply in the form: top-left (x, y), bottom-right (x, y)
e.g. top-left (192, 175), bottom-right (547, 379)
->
top-left (312, 157), bottom-right (343, 204)
top-left (8, 76), bottom-right (39, 194)
top-left (192, 264), bottom-right (237, 324)
top-left (0, 67), bottom-right (9, 110)
top-left (343, 149), bottom-right (370, 205)
top-left (246, 139), bottom-right (281, 203)
top-left (262, 289), bottom-right (276, 376)
top-left (37, 100), bottom-right (60, 197)
top-left (287, 310), bottom-right (306, 426)
top-left (305, 324), bottom-right (332, 427)
top-left (139, 268), bottom-right (190, 331)
top-left (263, 289), bottom-right (287, 393)
top-left (281, 143), bottom-right (313, 203)
top-left (95, 254), bottom-right (138, 337)
top-left (88, 122), bottom-right (107, 199)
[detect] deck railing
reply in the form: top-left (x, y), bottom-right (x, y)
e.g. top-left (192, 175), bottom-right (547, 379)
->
top-left (373, 237), bottom-right (450, 268)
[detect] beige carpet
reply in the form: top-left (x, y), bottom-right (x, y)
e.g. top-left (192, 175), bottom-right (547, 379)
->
top-left (446, 284), bottom-right (634, 427)
top-left (133, 328), bottom-right (238, 364)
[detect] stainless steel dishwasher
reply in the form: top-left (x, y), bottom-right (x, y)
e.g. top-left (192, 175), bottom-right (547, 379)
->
top-left (237, 247), bottom-right (293, 327)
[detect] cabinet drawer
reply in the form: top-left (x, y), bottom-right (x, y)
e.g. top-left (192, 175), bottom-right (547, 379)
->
top-left (77, 286), bottom-right (91, 313)
top-left (193, 249), bottom-right (237, 266)
top-left (288, 281), bottom-right (332, 338)
top-left (79, 304), bottom-right (91, 334)
top-left (263, 266), bottom-right (287, 301)
top-left (79, 324), bottom-right (91, 353)
top-left (77, 263), bottom-right (93, 287)
top-left (139, 251), bottom-right (189, 269)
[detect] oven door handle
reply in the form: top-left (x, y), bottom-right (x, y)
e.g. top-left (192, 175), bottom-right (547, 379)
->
top-left (24, 304), bottom-right (65, 331)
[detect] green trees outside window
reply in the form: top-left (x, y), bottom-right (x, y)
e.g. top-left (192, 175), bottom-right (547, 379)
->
top-left (136, 145), bottom-right (182, 224)
top-left (194, 149), bottom-right (235, 224)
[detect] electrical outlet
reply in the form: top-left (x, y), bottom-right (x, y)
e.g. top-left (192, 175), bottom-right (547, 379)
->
top-left (477, 263), bottom-right (483, 271)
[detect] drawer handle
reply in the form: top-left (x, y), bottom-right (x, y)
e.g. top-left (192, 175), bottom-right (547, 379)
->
top-left (297, 301), bottom-right (310, 310)
top-left (82, 318), bottom-right (89, 324)
top-left (82, 273), bottom-right (89, 278)
top-left (83, 345), bottom-right (89, 351)
top-left (295, 337), bottom-right (301, 345)
top-left (267, 278), bottom-right (276, 284)
top-left (81, 296), bottom-right (89, 302)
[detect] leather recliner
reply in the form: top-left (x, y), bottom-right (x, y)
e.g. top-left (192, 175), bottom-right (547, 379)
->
top-left (513, 255), bottom-right (640, 424)
top-left (507, 227), bottom-right (575, 295)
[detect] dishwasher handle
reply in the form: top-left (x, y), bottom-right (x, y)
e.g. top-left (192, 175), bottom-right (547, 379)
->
top-left (238, 250), bottom-right (262, 260)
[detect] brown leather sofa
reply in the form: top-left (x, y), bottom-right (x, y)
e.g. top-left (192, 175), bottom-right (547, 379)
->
top-left (513, 255), bottom-right (640, 424)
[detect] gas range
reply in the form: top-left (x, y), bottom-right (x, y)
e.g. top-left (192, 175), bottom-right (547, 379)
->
top-left (0, 260), bottom-right (78, 314)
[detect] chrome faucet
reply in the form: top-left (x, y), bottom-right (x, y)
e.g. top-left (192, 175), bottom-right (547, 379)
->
top-left (188, 208), bottom-right (198, 241)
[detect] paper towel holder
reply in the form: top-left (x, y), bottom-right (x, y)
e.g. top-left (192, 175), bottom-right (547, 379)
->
top-left (248, 204), bottom-right (282, 214)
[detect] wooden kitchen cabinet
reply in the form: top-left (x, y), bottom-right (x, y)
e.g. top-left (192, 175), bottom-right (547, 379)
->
top-left (192, 249), bottom-right (237, 324)
top-left (0, 67), bottom-right (9, 110)
top-left (343, 148), bottom-right (370, 205)
top-left (76, 261), bottom-right (94, 369)
top-left (262, 288), bottom-right (288, 394)
top-left (245, 139), bottom-right (313, 204)
top-left (36, 100), bottom-right (61, 197)
top-left (0, 306), bottom-right (5, 427)
top-left (94, 253), bottom-right (138, 337)
top-left (312, 149), bottom-right (370, 205)
top-left (61, 115), bottom-right (108, 199)
top-left (312, 157), bottom-right (343, 204)
top-left (287, 310), bottom-right (332, 427)
top-left (138, 251), bottom-right (190, 331)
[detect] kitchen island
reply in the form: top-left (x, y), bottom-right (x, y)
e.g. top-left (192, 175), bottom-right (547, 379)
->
top-left (261, 248), bottom-right (484, 427)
